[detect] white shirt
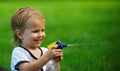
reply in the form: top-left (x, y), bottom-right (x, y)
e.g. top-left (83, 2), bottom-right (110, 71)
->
top-left (11, 46), bottom-right (58, 71)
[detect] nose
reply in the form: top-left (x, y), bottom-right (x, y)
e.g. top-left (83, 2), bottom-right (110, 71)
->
top-left (38, 32), bottom-right (42, 37)
top-left (38, 32), bottom-right (45, 38)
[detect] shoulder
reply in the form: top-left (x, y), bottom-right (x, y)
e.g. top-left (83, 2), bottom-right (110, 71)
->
top-left (40, 47), bottom-right (48, 51)
top-left (40, 47), bottom-right (48, 54)
top-left (11, 46), bottom-right (30, 70)
top-left (12, 46), bottom-right (29, 57)
top-left (12, 46), bottom-right (23, 53)
top-left (12, 46), bottom-right (27, 53)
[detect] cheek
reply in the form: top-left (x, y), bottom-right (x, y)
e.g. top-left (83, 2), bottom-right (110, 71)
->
top-left (32, 34), bottom-right (38, 38)
top-left (26, 33), bottom-right (36, 39)
top-left (43, 33), bottom-right (46, 38)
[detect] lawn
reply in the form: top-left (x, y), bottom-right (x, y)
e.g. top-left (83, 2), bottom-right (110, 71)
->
top-left (0, 1), bottom-right (120, 71)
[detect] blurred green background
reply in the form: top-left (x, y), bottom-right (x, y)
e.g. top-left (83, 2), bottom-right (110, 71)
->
top-left (0, 0), bottom-right (120, 71)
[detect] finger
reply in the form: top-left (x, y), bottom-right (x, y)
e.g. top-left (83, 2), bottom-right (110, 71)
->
top-left (50, 45), bottom-right (58, 49)
top-left (50, 46), bottom-right (56, 49)
top-left (55, 49), bottom-right (62, 52)
top-left (60, 56), bottom-right (63, 61)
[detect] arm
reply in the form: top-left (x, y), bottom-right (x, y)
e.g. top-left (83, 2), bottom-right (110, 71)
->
top-left (57, 63), bottom-right (60, 71)
top-left (19, 54), bottom-right (50, 71)
top-left (18, 48), bottom-right (63, 71)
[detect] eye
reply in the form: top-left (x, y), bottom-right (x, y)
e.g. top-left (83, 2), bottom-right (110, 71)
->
top-left (41, 29), bottom-right (45, 32)
top-left (32, 30), bottom-right (39, 33)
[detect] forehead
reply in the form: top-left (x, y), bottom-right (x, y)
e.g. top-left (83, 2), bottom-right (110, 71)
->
top-left (26, 17), bottom-right (45, 29)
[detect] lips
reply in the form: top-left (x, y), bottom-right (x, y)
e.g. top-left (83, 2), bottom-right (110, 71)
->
top-left (35, 37), bottom-right (44, 44)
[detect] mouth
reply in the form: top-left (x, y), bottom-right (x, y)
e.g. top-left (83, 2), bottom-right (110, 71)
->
top-left (35, 38), bottom-right (44, 44)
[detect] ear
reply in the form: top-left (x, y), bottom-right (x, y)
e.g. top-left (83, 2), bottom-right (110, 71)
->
top-left (15, 29), bottom-right (23, 40)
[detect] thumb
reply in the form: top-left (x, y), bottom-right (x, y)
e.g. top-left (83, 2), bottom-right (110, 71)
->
top-left (49, 45), bottom-right (58, 49)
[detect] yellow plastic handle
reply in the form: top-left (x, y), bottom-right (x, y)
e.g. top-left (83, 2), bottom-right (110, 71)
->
top-left (47, 41), bottom-right (58, 49)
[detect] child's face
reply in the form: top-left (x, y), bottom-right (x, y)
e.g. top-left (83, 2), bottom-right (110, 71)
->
top-left (21, 18), bottom-right (46, 48)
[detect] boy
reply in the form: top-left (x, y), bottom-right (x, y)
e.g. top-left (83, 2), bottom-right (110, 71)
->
top-left (11, 7), bottom-right (63, 71)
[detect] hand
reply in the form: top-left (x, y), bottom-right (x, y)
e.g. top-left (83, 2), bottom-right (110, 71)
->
top-left (54, 56), bottom-right (63, 63)
top-left (52, 48), bottom-right (63, 63)
top-left (44, 47), bottom-right (63, 60)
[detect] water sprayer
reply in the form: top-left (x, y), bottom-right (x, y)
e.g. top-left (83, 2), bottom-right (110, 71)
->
top-left (47, 40), bottom-right (73, 49)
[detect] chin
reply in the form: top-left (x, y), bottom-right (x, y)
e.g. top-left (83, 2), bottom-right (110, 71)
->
top-left (37, 43), bottom-right (42, 47)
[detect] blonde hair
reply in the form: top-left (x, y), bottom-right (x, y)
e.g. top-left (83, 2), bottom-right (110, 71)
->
top-left (11, 7), bottom-right (44, 46)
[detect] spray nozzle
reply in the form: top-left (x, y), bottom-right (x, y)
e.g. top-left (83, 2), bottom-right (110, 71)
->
top-left (56, 41), bottom-right (67, 49)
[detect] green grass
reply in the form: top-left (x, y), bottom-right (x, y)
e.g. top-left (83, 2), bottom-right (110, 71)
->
top-left (0, 1), bottom-right (120, 71)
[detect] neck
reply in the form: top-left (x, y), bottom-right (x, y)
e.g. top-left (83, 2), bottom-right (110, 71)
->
top-left (21, 43), bottom-right (38, 50)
